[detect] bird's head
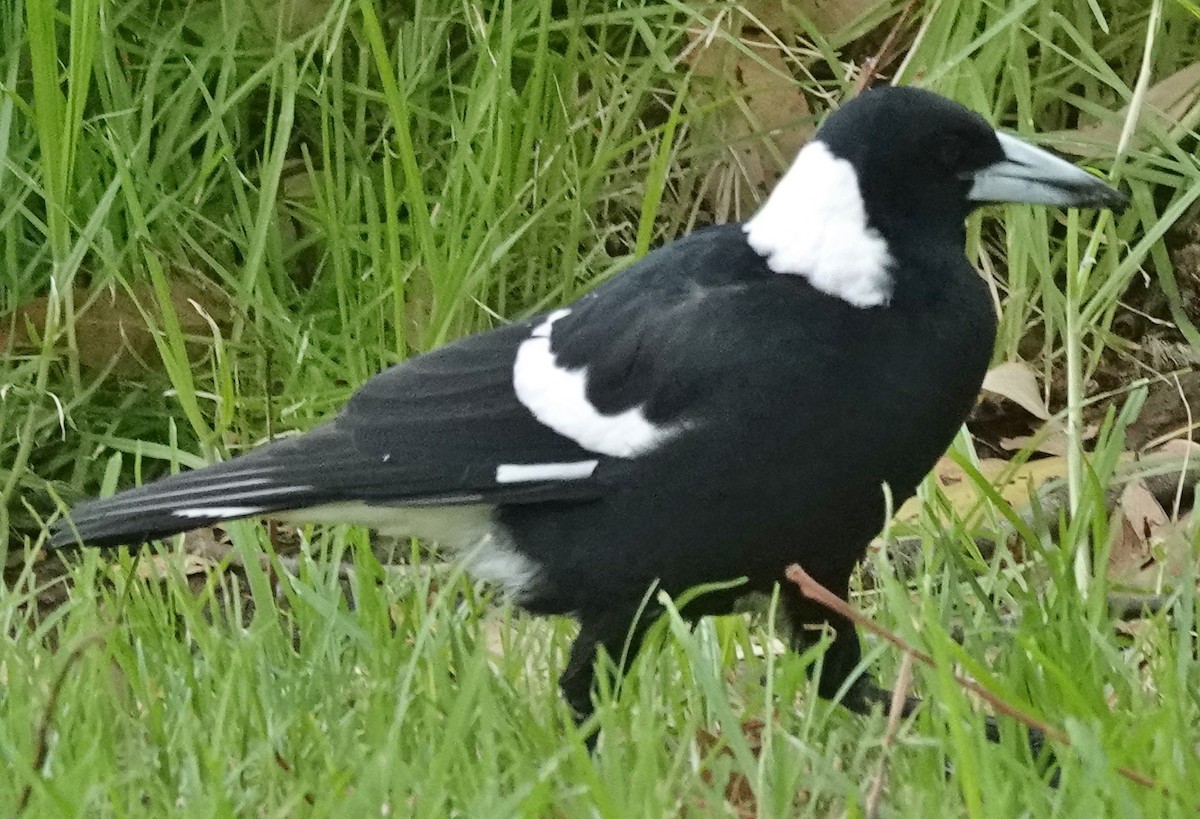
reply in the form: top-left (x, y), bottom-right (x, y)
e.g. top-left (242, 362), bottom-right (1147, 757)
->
top-left (743, 86), bottom-right (1127, 307)
top-left (823, 85), bottom-right (1126, 232)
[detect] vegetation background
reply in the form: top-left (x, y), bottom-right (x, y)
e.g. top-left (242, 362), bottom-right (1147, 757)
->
top-left (3, 0), bottom-right (1200, 814)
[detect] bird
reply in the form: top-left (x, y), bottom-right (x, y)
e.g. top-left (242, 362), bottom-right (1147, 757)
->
top-left (50, 86), bottom-right (1127, 749)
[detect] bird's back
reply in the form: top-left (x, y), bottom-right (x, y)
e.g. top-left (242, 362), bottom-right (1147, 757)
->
top-left (501, 225), bottom-right (996, 615)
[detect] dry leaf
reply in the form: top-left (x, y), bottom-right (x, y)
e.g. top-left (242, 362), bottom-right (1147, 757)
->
top-left (1106, 481), bottom-right (1195, 593)
top-left (981, 361), bottom-right (1052, 421)
top-left (1052, 62), bottom-right (1200, 157)
top-left (1153, 438), bottom-right (1200, 458)
top-left (481, 615), bottom-right (507, 661)
top-left (897, 455), bottom-right (1070, 520)
top-left (694, 719), bottom-right (767, 818)
top-left (1120, 481), bottom-right (1170, 538)
top-left (135, 552), bottom-right (219, 581)
top-left (797, 0), bottom-right (884, 37)
top-left (179, 525), bottom-right (234, 562)
top-left (1114, 618), bottom-right (1153, 639)
top-left (681, 5), bottom-right (813, 218)
top-left (1001, 422), bottom-right (1096, 456)
top-left (247, 0), bottom-right (331, 38)
top-left (0, 281), bottom-right (228, 377)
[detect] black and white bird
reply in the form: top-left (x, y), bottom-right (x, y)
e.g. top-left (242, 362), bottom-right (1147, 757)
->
top-left (51, 87), bottom-right (1126, 740)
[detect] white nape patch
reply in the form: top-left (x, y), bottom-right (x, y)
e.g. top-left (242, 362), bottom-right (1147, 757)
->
top-left (495, 460), bottom-right (598, 483)
top-left (174, 506), bottom-right (265, 519)
top-left (743, 140), bottom-right (894, 308)
top-left (273, 502), bottom-right (541, 598)
top-left (513, 311), bottom-right (676, 458)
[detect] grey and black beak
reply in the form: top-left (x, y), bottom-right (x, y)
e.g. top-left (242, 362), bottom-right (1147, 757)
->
top-left (969, 132), bottom-right (1128, 211)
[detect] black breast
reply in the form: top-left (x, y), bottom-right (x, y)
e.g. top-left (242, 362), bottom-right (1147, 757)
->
top-left (504, 239), bottom-right (997, 615)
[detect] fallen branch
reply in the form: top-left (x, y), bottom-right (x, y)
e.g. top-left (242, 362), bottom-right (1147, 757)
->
top-left (784, 563), bottom-right (1163, 793)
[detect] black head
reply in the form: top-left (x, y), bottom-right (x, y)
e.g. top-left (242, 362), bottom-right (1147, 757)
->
top-left (815, 86), bottom-right (1127, 250)
top-left (742, 86), bottom-right (1127, 308)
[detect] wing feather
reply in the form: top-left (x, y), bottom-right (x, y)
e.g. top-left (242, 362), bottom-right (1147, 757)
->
top-left (51, 323), bottom-right (616, 547)
top-left (52, 226), bottom-right (761, 549)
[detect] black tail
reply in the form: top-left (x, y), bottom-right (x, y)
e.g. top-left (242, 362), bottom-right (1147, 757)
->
top-left (48, 434), bottom-right (339, 549)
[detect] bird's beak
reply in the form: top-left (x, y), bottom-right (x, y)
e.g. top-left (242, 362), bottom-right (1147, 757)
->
top-left (968, 132), bottom-right (1128, 211)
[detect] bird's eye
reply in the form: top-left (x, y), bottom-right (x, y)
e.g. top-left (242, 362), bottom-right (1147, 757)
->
top-left (937, 136), bottom-right (964, 168)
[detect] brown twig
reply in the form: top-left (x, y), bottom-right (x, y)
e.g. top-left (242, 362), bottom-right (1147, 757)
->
top-left (865, 651), bottom-right (914, 818)
top-left (17, 632), bottom-right (108, 812)
top-left (784, 564), bottom-right (1163, 792)
top-left (273, 752), bottom-right (316, 805)
top-left (851, 0), bottom-right (922, 95)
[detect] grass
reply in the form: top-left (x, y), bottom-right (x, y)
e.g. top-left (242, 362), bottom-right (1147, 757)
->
top-left (3, 0), bottom-right (1200, 814)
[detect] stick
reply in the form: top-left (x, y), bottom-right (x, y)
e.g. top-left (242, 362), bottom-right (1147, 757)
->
top-left (784, 564), bottom-right (1161, 791)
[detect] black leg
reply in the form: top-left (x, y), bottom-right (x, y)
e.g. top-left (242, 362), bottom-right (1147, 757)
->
top-left (781, 583), bottom-right (1056, 779)
top-left (559, 607), bottom-right (651, 750)
top-left (780, 580), bottom-right (910, 713)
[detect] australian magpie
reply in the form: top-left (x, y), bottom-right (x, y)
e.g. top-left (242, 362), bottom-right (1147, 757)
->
top-left (50, 86), bottom-right (1126, 746)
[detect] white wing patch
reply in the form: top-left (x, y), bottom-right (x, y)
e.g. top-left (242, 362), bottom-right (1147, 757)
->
top-left (743, 140), bottom-right (894, 308)
top-left (495, 460), bottom-right (599, 483)
top-left (512, 311), bottom-right (677, 458)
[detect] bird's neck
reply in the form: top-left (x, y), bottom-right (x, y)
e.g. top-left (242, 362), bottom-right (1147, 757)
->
top-left (742, 141), bottom-right (894, 309)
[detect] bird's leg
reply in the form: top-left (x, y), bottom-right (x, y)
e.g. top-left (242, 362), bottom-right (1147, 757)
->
top-left (782, 590), bottom-right (919, 716)
top-left (779, 581), bottom-right (891, 707)
top-left (559, 607), bottom-right (650, 750)
top-left (782, 585), bottom-right (1056, 776)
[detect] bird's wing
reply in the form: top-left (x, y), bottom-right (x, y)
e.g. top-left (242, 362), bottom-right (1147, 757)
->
top-left (49, 287), bottom-right (717, 548)
top-left (51, 226), bottom-right (785, 548)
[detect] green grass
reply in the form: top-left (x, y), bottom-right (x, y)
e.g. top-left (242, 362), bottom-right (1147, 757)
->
top-left (3, 0), bottom-right (1200, 814)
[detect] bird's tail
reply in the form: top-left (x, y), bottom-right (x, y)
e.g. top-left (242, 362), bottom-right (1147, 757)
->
top-left (48, 436), bottom-right (333, 549)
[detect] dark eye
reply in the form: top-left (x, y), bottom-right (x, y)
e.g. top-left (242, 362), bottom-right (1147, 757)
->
top-left (937, 135), bottom-right (964, 167)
